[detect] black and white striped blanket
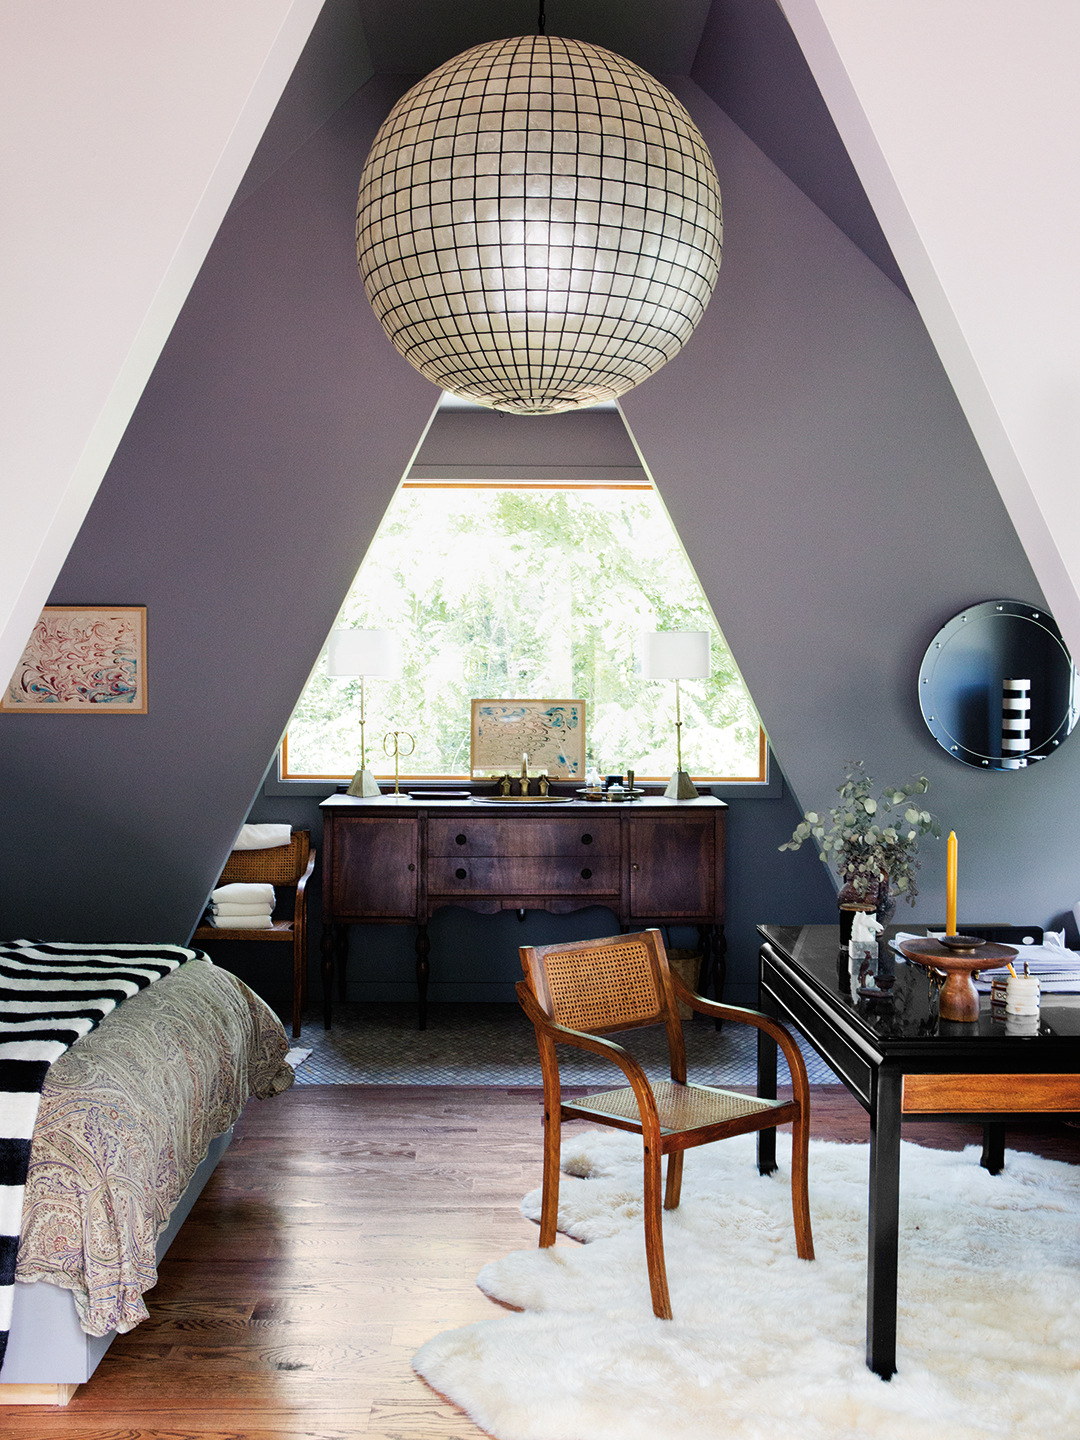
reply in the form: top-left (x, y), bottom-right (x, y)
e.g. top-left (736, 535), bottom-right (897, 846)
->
top-left (0, 940), bottom-right (199, 1367)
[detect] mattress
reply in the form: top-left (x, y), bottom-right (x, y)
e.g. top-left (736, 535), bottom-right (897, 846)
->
top-left (11, 957), bottom-right (292, 1337)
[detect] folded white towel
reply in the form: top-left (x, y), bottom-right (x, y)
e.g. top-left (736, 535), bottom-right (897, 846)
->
top-left (212, 902), bottom-right (274, 917)
top-left (233, 823), bottom-right (292, 852)
top-left (211, 882), bottom-right (275, 905)
top-left (209, 914), bottom-right (275, 930)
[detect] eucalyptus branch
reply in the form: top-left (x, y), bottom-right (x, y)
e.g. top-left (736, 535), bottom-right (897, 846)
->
top-left (779, 761), bottom-right (941, 905)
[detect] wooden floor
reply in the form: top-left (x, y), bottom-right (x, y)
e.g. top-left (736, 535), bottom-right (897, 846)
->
top-left (6, 1084), bottom-right (1079, 1439)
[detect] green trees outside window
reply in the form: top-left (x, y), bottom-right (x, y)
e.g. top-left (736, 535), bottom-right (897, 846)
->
top-left (284, 486), bottom-right (764, 780)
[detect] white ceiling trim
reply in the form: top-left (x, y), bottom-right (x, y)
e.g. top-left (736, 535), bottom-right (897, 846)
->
top-left (782, 0), bottom-right (1080, 656)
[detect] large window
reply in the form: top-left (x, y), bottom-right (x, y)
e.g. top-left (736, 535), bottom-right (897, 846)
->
top-left (283, 482), bottom-right (765, 781)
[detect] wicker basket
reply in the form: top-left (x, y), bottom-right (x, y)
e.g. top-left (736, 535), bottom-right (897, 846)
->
top-left (218, 830), bottom-right (309, 886)
top-left (666, 948), bottom-right (702, 1020)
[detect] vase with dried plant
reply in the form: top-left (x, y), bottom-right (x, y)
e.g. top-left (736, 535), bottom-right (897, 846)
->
top-left (780, 762), bottom-right (941, 945)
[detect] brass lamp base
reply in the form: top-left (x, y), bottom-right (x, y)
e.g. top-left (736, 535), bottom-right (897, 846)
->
top-left (663, 770), bottom-right (699, 800)
top-left (346, 767), bottom-right (382, 797)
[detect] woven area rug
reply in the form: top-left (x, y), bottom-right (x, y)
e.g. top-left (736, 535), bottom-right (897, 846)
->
top-left (414, 1129), bottom-right (1080, 1440)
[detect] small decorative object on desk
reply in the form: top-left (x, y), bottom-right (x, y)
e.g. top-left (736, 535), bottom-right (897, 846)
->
top-left (990, 976), bottom-right (1009, 1021)
top-left (849, 910), bottom-right (883, 963)
top-left (780, 761), bottom-right (941, 945)
top-left (1006, 971), bottom-right (1041, 1015)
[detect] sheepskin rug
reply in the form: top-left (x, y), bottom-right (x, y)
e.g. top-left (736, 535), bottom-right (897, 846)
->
top-left (413, 1129), bottom-right (1080, 1440)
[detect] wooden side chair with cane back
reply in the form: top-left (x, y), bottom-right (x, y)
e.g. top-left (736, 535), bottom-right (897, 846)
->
top-left (517, 928), bottom-right (814, 1320)
top-left (192, 829), bottom-right (316, 1039)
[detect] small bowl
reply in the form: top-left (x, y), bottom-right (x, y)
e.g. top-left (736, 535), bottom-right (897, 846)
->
top-left (939, 934), bottom-right (988, 951)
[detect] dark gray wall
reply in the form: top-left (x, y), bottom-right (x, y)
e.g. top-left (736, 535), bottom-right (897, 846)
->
top-left (622, 79), bottom-right (1080, 935)
top-left (0, 76), bottom-right (437, 940)
top-left (3, 42), bottom-right (1076, 1019)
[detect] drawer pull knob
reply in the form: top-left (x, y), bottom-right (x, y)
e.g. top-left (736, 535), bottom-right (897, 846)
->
top-left (408, 863), bottom-right (416, 872)
top-left (580, 868), bottom-right (592, 879)
top-left (631, 863), bottom-right (640, 872)
top-left (455, 867), bottom-right (467, 879)
top-left (581, 833), bottom-right (593, 845)
top-left (456, 833), bottom-right (467, 845)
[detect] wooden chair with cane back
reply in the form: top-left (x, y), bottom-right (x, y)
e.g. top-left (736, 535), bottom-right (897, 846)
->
top-left (192, 829), bottom-right (316, 1039)
top-left (517, 928), bottom-right (814, 1319)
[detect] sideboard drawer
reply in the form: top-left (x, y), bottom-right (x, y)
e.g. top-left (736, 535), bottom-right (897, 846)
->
top-left (427, 853), bottom-right (620, 896)
top-left (428, 816), bottom-right (618, 857)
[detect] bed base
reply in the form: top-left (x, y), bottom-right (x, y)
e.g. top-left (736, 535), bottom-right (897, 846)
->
top-left (0, 1126), bottom-right (233, 1404)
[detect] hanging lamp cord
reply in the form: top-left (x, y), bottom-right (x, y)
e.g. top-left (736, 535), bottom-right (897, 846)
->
top-left (537, 1), bottom-right (546, 35)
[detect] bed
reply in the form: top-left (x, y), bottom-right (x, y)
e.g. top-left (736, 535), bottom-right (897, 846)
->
top-left (0, 953), bottom-right (293, 1405)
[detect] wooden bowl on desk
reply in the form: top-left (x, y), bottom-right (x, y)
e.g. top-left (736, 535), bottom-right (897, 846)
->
top-left (898, 937), bottom-right (1017, 1022)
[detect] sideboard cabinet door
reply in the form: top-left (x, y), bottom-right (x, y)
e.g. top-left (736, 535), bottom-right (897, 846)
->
top-left (331, 818), bottom-right (419, 919)
top-left (628, 813), bottom-right (722, 920)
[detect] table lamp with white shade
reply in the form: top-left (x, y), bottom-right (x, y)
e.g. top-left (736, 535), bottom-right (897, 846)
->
top-left (327, 629), bottom-right (402, 797)
top-left (640, 631), bottom-right (711, 800)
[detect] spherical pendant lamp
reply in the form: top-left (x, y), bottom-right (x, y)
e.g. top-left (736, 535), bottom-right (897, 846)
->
top-left (356, 34), bottom-right (722, 415)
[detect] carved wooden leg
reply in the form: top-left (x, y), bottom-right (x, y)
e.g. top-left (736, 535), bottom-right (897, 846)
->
top-left (335, 924), bottom-right (349, 1012)
top-left (713, 923), bottom-right (727, 1001)
top-left (700, 922), bottom-right (726, 1029)
top-left (415, 923), bottom-right (430, 1030)
top-left (319, 924), bottom-right (336, 1031)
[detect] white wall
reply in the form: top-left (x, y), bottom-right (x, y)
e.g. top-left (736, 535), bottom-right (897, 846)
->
top-left (0, 0), bottom-right (325, 686)
top-left (781, 0), bottom-right (1080, 659)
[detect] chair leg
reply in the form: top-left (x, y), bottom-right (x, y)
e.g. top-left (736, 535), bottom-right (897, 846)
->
top-left (789, 1104), bottom-right (815, 1261)
top-left (291, 937), bottom-right (303, 1040)
top-left (642, 1138), bottom-right (672, 1319)
top-left (664, 1148), bottom-right (684, 1210)
top-left (538, 1096), bottom-right (561, 1249)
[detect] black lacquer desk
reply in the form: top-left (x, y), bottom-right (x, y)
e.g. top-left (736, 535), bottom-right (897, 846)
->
top-left (756, 923), bottom-right (1080, 1379)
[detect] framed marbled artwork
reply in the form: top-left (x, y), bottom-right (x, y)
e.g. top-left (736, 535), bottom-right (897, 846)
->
top-left (1, 606), bottom-right (148, 713)
top-left (470, 699), bottom-right (584, 778)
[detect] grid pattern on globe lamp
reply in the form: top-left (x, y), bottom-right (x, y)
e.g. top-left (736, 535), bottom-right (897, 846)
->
top-left (356, 34), bottom-right (723, 414)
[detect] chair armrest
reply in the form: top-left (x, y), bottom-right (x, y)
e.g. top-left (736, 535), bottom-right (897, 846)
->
top-left (515, 981), bottom-right (661, 1132)
top-left (669, 974), bottom-right (811, 1106)
top-left (292, 848), bottom-right (316, 924)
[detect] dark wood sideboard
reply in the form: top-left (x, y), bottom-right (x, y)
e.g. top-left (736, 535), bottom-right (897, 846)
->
top-left (319, 793), bottom-right (727, 1028)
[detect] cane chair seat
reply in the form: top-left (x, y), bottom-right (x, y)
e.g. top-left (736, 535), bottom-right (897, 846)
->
top-left (517, 927), bottom-right (814, 1321)
top-left (568, 1080), bottom-right (782, 1136)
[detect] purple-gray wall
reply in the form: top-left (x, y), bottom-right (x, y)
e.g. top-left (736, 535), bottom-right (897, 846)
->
top-left (0, 75), bottom-right (435, 940)
top-left (2, 51), bottom-right (1076, 1012)
top-left (622, 79), bottom-right (1080, 936)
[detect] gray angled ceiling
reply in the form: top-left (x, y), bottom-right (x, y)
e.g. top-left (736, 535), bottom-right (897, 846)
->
top-left (233, 0), bottom-right (905, 292)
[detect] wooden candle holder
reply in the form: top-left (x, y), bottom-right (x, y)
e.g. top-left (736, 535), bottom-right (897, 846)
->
top-left (897, 937), bottom-right (1018, 1022)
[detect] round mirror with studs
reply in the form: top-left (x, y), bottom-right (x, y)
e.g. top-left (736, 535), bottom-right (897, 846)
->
top-left (919, 600), bottom-right (1079, 770)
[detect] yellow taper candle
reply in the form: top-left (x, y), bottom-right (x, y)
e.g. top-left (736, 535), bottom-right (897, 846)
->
top-left (946, 830), bottom-right (958, 935)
